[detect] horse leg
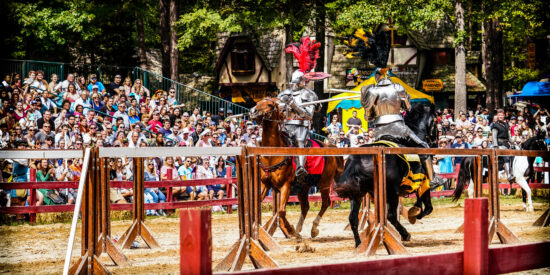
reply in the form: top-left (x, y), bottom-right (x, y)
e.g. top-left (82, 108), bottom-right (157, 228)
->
top-left (467, 179), bottom-right (475, 198)
top-left (295, 186), bottom-right (310, 234)
top-left (516, 176), bottom-right (533, 212)
top-left (349, 198), bottom-right (362, 247)
top-left (416, 189), bottom-right (433, 220)
top-left (278, 182), bottom-right (299, 238)
top-left (311, 185), bottom-right (331, 238)
top-left (388, 195), bottom-right (410, 241)
top-left (515, 157), bottom-right (534, 212)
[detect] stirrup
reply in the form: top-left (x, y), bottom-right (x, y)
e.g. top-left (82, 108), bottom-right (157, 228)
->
top-left (295, 167), bottom-right (308, 181)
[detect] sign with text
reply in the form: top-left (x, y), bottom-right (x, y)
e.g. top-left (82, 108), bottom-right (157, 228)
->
top-left (423, 79), bottom-right (444, 91)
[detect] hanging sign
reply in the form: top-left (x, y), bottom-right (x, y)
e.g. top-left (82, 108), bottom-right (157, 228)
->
top-left (422, 79), bottom-right (444, 91)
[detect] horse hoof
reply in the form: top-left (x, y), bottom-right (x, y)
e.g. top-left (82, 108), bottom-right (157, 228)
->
top-left (311, 228), bottom-right (319, 238)
top-left (291, 233), bottom-right (302, 240)
top-left (527, 206), bottom-right (534, 212)
top-left (402, 233), bottom-right (411, 242)
top-left (408, 215), bottom-right (417, 224)
top-left (408, 206), bottom-right (421, 217)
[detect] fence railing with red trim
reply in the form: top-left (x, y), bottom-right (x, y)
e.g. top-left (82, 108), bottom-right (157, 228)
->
top-left (1, 175), bottom-right (548, 217)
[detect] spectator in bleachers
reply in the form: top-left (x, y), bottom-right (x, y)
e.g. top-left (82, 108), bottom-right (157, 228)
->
top-left (56, 74), bottom-right (81, 94)
top-left (107, 75), bottom-right (122, 97)
top-left (36, 159), bottom-right (59, 205)
top-left (144, 159), bottom-right (165, 216)
top-left (121, 77), bottom-right (132, 96)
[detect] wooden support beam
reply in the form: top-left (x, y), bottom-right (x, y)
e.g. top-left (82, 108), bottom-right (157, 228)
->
top-left (180, 208), bottom-right (212, 275)
top-left (215, 148), bottom-right (279, 272)
top-left (118, 157), bottom-right (159, 249)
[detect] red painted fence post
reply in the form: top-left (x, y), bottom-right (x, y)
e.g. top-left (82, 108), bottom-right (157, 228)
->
top-left (180, 208), bottom-right (212, 275)
top-left (464, 198), bottom-right (489, 275)
top-left (167, 166), bottom-right (174, 202)
top-left (226, 166), bottom-right (232, 214)
top-left (29, 168), bottom-right (37, 223)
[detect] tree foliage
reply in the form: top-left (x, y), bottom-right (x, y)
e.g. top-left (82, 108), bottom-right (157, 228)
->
top-left (327, 0), bottom-right (452, 36)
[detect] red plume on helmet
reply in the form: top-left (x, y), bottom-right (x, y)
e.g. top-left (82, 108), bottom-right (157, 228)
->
top-left (286, 36), bottom-right (331, 81)
top-left (285, 37), bottom-right (321, 73)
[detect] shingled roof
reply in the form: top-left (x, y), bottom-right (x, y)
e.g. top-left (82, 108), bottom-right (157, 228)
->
top-left (427, 65), bottom-right (486, 92)
top-left (420, 19), bottom-right (455, 49)
top-left (215, 31), bottom-right (284, 73)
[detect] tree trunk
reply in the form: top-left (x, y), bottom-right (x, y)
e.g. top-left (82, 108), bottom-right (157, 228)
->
top-left (284, 24), bottom-right (294, 89)
top-left (312, 0), bottom-right (326, 134)
top-left (467, 1), bottom-right (472, 50)
top-left (534, 36), bottom-right (548, 71)
top-left (169, 0), bottom-right (178, 82)
top-left (160, 0), bottom-right (170, 78)
top-left (454, 0), bottom-right (467, 119)
top-left (482, 19), bottom-right (503, 111)
top-left (136, 7), bottom-right (147, 69)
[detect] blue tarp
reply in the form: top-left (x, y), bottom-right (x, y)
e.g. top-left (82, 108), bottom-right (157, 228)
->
top-left (509, 81), bottom-right (550, 97)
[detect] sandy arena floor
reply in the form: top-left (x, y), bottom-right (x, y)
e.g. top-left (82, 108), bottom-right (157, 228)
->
top-left (0, 199), bottom-right (549, 274)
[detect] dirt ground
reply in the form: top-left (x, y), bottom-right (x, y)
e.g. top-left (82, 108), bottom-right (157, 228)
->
top-left (0, 199), bottom-right (549, 274)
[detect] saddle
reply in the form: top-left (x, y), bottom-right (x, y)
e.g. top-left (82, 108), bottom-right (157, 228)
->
top-left (280, 132), bottom-right (326, 175)
top-left (364, 140), bottom-right (430, 197)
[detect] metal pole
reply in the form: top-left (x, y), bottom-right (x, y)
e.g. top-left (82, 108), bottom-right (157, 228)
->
top-left (63, 148), bottom-right (91, 275)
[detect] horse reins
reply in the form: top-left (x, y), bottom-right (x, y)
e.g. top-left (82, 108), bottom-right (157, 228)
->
top-left (257, 98), bottom-right (292, 174)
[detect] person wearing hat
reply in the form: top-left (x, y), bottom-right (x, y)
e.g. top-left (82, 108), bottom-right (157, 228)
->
top-left (178, 127), bottom-right (193, 147)
top-left (196, 129), bottom-right (212, 147)
top-left (212, 107), bottom-right (225, 125)
top-left (87, 74), bottom-right (106, 94)
top-left (436, 138), bottom-right (453, 176)
top-left (242, 125), bottom-right (255, 143)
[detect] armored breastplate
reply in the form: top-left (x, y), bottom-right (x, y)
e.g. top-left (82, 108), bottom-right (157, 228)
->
top-left (363, 83), bottom-right (407, 125)
top-left (277, 88), bottom-right (318, 121)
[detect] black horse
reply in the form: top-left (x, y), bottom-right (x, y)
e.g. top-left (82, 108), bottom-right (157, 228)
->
top-left (334, 103), bottom-right (437, 247)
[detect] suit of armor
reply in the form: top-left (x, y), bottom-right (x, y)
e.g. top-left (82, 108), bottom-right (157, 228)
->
top-left (361, 78), bottom-right (428, 148)
top-left (277, 70), bottom-right (320, 180)
top-left (361, 77), bottom-right (433, 180)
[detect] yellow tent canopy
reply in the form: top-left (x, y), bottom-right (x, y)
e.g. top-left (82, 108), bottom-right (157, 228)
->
top-left (326, 69), bottom-right (434, 133)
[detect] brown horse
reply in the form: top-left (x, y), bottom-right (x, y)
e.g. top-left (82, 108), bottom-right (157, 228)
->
top-left (249, 97), bottom-right (344, 238)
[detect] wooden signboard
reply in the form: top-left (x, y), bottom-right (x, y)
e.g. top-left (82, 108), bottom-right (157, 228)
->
top-left (423, 79), bottom-right (444, 91)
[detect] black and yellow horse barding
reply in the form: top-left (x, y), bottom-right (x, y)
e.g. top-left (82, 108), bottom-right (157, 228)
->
top-left (334, 103), bottom-right (436, 247)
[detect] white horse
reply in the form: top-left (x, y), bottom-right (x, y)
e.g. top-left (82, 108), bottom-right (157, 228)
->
top-left (453, 134), bottom-right (548, 212)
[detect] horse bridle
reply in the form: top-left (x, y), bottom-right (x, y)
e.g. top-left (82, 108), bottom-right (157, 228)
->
top-left (256, 98), bottom-right (292, 174)
top-left (257, 97), bottom-right (285, 128)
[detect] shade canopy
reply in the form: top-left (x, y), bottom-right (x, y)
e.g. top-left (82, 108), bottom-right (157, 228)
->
top-left (327, 68), bottom-right (434, 114)
top-left (325, 69), bottom-right (434, 133)
top-left (509, 81), bottom-right (550, 98)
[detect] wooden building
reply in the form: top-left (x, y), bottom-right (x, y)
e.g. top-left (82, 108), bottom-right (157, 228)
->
top-left (215, 33), bottom-right (286, 108)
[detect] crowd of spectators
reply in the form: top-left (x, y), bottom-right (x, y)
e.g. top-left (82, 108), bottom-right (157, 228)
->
top-left (324, 105), bottom-right (550, 179)
top-left (0, 70), bottom-right (259, 214)
top-left (1, 70), bottom-right (549, 211)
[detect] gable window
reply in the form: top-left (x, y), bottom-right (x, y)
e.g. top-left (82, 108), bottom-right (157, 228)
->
top-left (231, 43), bottom-right (255, 75)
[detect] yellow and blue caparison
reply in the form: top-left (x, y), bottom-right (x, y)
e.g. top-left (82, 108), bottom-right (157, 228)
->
top-left (371, 140), bottom-right (430, 197)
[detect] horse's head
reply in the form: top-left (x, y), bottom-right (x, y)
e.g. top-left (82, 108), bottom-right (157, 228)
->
top-left (405, 103), bottom-right (437, 147)
top-left (523, 130), bottom-right (550, 162)
top-left (249, 97), bottom-right (282, 124)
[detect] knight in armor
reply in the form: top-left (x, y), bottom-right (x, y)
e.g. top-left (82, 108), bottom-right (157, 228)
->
top-left (277, 37), bottom-right (328, 181)
top-left (360, 70), bottom-right (434, 181)
top-left (491, 109), bottom-right (513, 182)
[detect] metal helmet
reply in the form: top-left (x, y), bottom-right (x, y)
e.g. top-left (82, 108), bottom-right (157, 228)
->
top-left (377, 77), bottom-right (392, 86)
top-left (291, 70), bottom-right (304, 84)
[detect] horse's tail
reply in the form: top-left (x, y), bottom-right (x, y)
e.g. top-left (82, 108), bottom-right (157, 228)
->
top-left (452, 157), bottom-right (471, 202)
